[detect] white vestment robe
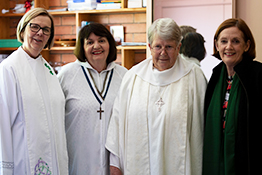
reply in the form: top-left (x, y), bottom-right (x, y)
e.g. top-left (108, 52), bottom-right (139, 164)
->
top-left (106, 55), bottom-right (207, 175)
top-left (0, 47), bottom-right (68, 175)
top-left (58, 60), bottom-right (127, 175)
top-left (180, 54), bottom-right (201, 67)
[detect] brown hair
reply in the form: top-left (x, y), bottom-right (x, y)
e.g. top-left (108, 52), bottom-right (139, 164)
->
top-left (179, 25), bottom-right (196, 38)
top-left (213, 18), bottom-right (256, 60)
top-left (180, 32), bottom-right (206, 62)
top-left (74, 22), bottom-right (117, 64)
top-left (17, 8), bottom-right (54, 49)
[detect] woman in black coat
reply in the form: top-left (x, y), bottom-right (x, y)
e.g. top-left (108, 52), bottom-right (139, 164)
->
top-left (203, 18), bottom-right (262, 175)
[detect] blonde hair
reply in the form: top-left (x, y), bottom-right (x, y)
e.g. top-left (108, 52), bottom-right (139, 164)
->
top-left (148, 18), bottom-right (182, 45)
top-left (17, 8), bottom-right (54, 49)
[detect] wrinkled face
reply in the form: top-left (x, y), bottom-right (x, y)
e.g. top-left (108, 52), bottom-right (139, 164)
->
top-left (216, 26), bottom-right (250, 68)
top-left (22, 15), bottom-right (51, 58)
top-left (149, 35), bottom-right (181, 71)
top-left (84, 33), bottom-right (110, 66)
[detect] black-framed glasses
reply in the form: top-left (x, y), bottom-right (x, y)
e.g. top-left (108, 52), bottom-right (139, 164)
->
top-left (28, 23), bottom-right (52, 35)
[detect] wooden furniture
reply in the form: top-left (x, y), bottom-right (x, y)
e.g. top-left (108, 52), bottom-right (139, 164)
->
top-left (0, 0), bottom-right (147, 69)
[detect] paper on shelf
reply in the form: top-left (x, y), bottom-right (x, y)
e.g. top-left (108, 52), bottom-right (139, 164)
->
top-left (121, 42), bottom-right (147, 46)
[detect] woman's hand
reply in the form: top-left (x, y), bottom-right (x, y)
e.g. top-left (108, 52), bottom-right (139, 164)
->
top-left (110, 166), bottom-right (122, 175)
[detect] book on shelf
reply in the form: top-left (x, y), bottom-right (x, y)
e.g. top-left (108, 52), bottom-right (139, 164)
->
top-left (110, 26), bottom-right (124, 45)
top-left (81, 21), bottom-right (91, 28)
top-left (142, 0), bottom-right (146, 7)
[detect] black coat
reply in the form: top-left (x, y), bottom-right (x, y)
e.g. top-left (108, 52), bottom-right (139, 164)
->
top-left (204, 57), bottom-right (262, 175)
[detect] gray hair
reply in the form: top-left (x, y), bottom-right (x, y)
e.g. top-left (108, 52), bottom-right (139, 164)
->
top-left (148, 18), bottom-right (182, 45)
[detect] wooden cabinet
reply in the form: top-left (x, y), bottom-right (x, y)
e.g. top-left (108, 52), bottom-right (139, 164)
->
top-left (0, 0), bottom-right (147, 69)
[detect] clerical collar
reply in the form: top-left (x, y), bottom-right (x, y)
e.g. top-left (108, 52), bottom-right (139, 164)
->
top-left (132, 55), bottom-right (194, 86)
top-left (20, 46), bottom-right (41, 59)
top-left (152, 60), bottom-right (177, 74)
top-left (19, 47), bottom-right (42, 60)
top-left (76, 59), bottom-right (115, 73)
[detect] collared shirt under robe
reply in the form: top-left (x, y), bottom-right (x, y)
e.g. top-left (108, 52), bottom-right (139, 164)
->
top-left (58, 60), bottom-right (127, 175)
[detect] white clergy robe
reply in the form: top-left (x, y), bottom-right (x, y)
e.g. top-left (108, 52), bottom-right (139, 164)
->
top-left (180, 54), bottom-right (201, 67)
top-left (106, 55), bottom-right (207, 175)
top-left (0, 47), bottom-right (68, 175)
top-left (58, 60), bottom-right (127, 175)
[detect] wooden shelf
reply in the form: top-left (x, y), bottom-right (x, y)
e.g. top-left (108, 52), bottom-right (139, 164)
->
top-left (0, 8), bottom-right (146, 17)
top-left (0, 45), bottom-right (146, 69)
top-left (48, 45), bottom-right (146, 51)
top-left (0, 45), bottom-right (146, 53)
top-left (44, 45), bottom-right (146, 51)
top-left (0, 13), bottom-right (24, 17)
top-left (76, 8), bottom-right (146, 14)
top-left (0, 0), bottom-right (147, 69)
top-left (49, 45), bottom-right (146, 69)
top-left (0, 47), bottom-right (19, 50)
top-left (50, 47), bottom-right (75, 51)
top-left (117, 45), bottom-right (147, 50)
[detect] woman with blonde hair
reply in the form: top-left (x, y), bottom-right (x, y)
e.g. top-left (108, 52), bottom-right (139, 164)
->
top-left (0, 8), bottom-right (68, 174)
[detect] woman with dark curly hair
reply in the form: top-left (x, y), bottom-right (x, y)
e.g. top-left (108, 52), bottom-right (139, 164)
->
top-left (58, 22), bottom-right (127, 175)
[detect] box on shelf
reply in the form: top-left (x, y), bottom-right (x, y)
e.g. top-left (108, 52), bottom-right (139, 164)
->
top-left (110, 26), bottom-right (124, 45)
top-left (96, 2), bottom-right (121, 10)
top-left (0, 39), bottom-right (22, 48)
top-left (128, 0), bottom-right (142, 8)
top-left (67, 0), bottom-right (97, 11)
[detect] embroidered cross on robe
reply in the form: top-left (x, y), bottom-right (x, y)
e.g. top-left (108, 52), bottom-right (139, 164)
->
top-left (155, 97), bottom-right (165, 112)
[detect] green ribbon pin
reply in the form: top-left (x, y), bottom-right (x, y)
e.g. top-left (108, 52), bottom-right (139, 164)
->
top-left (44, 63), bottom-right (54, 75)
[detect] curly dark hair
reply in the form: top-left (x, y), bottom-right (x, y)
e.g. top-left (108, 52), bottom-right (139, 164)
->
top-left (74, 22), bottom-right (117, 64)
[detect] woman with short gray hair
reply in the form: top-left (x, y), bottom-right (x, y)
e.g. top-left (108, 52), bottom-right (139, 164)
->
top-left (148, 18), bottom-right (182, 45)
top-left (106, 18), bottom-right (207, 175)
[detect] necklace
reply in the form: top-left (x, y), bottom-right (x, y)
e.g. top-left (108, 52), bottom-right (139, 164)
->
top-left (81, 66), bottom-right (114, 120)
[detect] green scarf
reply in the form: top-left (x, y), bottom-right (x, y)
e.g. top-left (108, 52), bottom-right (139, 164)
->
top-left (203, 65), bottom-right (242, 175)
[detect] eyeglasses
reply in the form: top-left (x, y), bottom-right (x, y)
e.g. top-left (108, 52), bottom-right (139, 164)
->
top-left (151, 45), bottom-right (176, 53)
top-left (28, 23), bottom-right (52, 36)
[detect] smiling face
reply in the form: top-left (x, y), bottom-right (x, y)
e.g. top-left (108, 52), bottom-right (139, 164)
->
top-left (22, 15), bottom-right (51, 58)
top-left (83, 32), bottom-right (110, 71)
top-left (149, 35), bottom-right (181, 71)
top-left (216, 26), bottom-right (250, 70)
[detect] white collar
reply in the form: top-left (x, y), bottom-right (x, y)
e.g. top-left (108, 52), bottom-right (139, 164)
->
top-left (18, 46), bottom-right (43, 60)
top-left (131, 54), bottom-right (194, 86)
top-left (76, 59), bottom-right (115, 73)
